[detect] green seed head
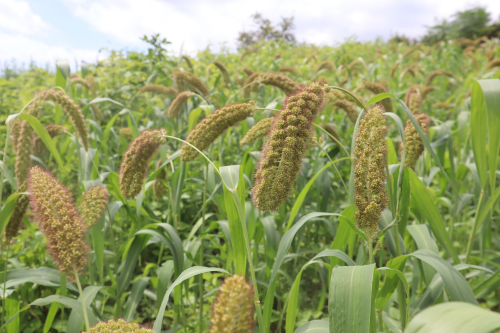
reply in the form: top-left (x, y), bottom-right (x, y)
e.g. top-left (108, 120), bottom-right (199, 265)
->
top-left (31, 124), bottom-right (66, 156)
top-left (90, 319), bottom-right (153, 332)
top-left (4, 181), bottom-right (29, 243)
top-left (167, 91), bottom-right (196, 119)
top-left (209, 275), bottom-right (254, 333)
top-left (252, 82), bottom-right (326, 211)
top-left (404, 84), bottom-right (422, 114)
top-left (81, 186), bottom-right (109, 229)
top-left (259, 72), bottom-right (301, 95)
top-left (213, 60), bottom-right (231, 85)
top-left (69, 77), bottom-right (90, 89)
top-left (173, 70), bottom-right (209, 97)
top-left (362, 81), bottom-right (393, 113)
top-left (332, 99), bottom-right (359, 124)
top-left (139, 84), bottom-right (178, 97)
top-left (181, 102), bottom-right (255, 162)
top-left (402, 113), bottom-right (429, 168)
top-left (119, 130), bottom-right (166, 199)
top-left (28, 166), bottom-right (88, 275)
top-left (278, 66), bottom-right (300, 76)
top-left (15, 95), bottom-right (46, 185)
top-left (38, 89), bottom-right (89, 151)
top-left (153, 159), bottom-right (167, 200)
top-left (240, 117), bottom-right (273, 146)
top-left (353, 105), bottom-right (389, 234)
top-left (119, 127), bottom-right (133, 139)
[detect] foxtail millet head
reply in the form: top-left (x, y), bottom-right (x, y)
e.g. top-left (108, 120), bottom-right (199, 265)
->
top-left (353, 105), bottom-right (389, 234)
top-left (209, 275), bottom-right (254, 333)
top-left (28, 166), bottom-right (89, 275)
top-left (252, 82), bottom-right (328, 211)
top-left (80, 186), bottom-right (109, 229)
top-left (119, 129), bottom-right (166, 199)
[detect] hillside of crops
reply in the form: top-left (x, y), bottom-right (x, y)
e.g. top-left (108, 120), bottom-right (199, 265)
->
top-left (1, 35), bottom-right (500, 333)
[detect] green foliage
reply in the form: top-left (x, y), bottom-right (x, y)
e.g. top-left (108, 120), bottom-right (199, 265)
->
top-left (0, 32), bottom-right (499, 333)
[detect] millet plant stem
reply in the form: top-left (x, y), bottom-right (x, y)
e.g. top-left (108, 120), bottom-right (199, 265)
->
top-left (230, 193), bottom-right (265, 333)
top-left (74, 269), bottom-right (91, 333)
top-left (1, 243), bottom-right (10, 332)
top-left (465, 190), bottom-right (485, 263)
top-left (312, 123), bottom-right (351, 159)
top-left (198, 162), bottom-right (207, 332)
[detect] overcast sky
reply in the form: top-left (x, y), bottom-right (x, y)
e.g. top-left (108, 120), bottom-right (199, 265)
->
top-left (1, 0), bottom-right (500, 70)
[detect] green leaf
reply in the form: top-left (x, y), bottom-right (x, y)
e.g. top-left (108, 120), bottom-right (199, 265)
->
top-left (286, 251), bottom-right (356, 333)
top-left (221, 165), bottom-right (247, 276)
top-left (471, 79), bottom-right (500, 191)
top-left (91, 214), bottom-right (105, 279)
top-left (263, 212), bottom-right (343, 331)
top-left (0, 193), bottom-right (23, 237)
top-left (66, 286), bottom-right (102, 333)
top-left (188, 107), bottom-right (205, 131)
top-left (329, 264), bottom-right (378, 333)
top-left (32, 295), bottom-right (98, 326)
top-left (285, 160), bottom-right (341, 232)
top-left (375, 256), bottom-right (408, 311)
top-left (406, 302), bottom-right (500, 333)
top-left (117, 235), bottom-right (146, 296)
top-left (5, 290), bottom-right (19, 333)
top-left (294, 320), bottom-right (329, 333)
top-left (153, 266), bottom-right (229, 333)
top-left (124, 277), bottom-right (150, 322)
top-left (14, 113), bottom-right (64, 169)
top-left (408, 169), bottom-right (459, 263)
top-left (410, 249), bottom-right (477, 305)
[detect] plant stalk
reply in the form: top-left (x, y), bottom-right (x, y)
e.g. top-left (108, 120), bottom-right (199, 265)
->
top-left (465, 190), bottom-right (485, 263)
top-left (74, 269), bottom-right (91, 333)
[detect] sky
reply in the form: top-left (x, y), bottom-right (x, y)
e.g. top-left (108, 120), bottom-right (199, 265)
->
top-left (1, 0), bottom-right (500, 71)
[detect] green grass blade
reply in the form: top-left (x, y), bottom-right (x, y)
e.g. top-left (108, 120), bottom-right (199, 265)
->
top-left (153, 266), bottom-right (229, 333)
top-left (329, 264), bottom-right (378, 333)
top-left (406, 302), bottom-right (500, 333)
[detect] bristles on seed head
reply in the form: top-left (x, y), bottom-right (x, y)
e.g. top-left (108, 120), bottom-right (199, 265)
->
top-left (181, 102), bottom-right (255, 161)
top-left (209, 275), bottom-right (254, 333)
top-left (80, 186), bottom-right (109, 229)
top-left (119, 130), bottom-right (166, 199)
top-left (28, 166), bottom-right (89, 275)
top-left (353, 105), bottom-right (389, 234)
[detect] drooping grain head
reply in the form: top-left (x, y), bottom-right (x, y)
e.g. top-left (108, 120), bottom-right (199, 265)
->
top-left (139, 84), bottom-right (178, 97)
top-left (119, 127), bottom-right (134, 139)
top-left (38, 89), bottom-right (89, 151)
top-left (181, 102), bottom-right (255, 161)
top-left (28, 166), bottom-right (89, 275)
top-left (242, 72), bottom-right (261, 99)
top-left (167, 91), bottom-right (196, 119)
top-left (362, 81), bottom-right (393, 113)
top-left (173, 70), bottom-right (209, 97)
top-left (15, 95), bottom-right (46, 185)
top-left (486, 58), bottom-right (500, 70)
top-left (213, 60), bottom-right (231, 85)
top-left (424, 69), bottom-right (454, 86)
top-left (10, 120), bottom-right (22, 155)
top-left (279, 66), bottom-right (300, 76)
top-left (153, 159), bottom-right (167, 200)
top-left (31, 124), bottom-right (66, 156)
top-left (90, 319), bottom-right (154, 333)
top-left (243, 67), bottom-right (255, 76)
top-left (332, 99), bottom-right (359, 124)
top-left (353, 105), bottom-right (389, 234)
top-left (119, 130), bottom-right (166, 199)
top-left (402, 113), bottom-right (430, 168)
top-left (85, 75), bottom-right (98, 97)
top-left (240, 117), bottom-right (274, 146)
top-left (210, 275), bottom-right (254, 333)
top-left (181, 55), bottom-right (194, 72)
top-left (4, 181), bottom-right (29, 243)
top-left (252, 83), bottom-right (327, 211)
top-left (70, 77), bottom-right (90, 89)
top-left (314, 60), bottom-right (335, 75)
top-left (421, 86), bottom-right (437, 100)
top-left (404, 84), bottom-right (422, 114)
top-left (322, 123), bottom-right (340, 142)
top-left (80, 186), bottom-right (109, 229)
top-left (259, 73), bottom-right (301, 95)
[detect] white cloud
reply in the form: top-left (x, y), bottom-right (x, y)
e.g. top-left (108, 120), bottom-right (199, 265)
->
top-left (0, 31), bottom-right (104, 69)
top-left (60, 0), bottom-right (500, 55)
top-left (0, 0), bottom-right (50, 36)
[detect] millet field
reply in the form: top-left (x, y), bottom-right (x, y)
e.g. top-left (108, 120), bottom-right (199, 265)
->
top-left (1, 31), bottom-right (500, 333)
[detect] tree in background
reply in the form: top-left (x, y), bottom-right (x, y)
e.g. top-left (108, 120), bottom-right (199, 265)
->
top-left (238, 13), bottom-right (296, 48)
top-left (422, 6), bottom-right (497, 44)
